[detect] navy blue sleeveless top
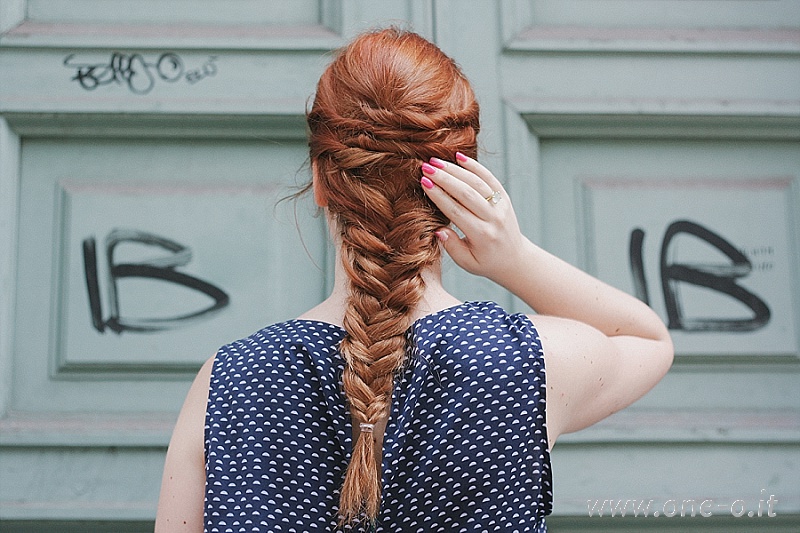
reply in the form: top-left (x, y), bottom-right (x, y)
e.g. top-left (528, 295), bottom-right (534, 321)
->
top-left (205, 301), bottom-right (552, 532)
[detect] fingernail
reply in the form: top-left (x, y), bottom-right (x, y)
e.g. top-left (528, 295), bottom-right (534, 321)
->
top-left (455, 152), bottom-right (468, 162)
top-left (435, 230), bottom-right (449, 242)
top-left (420, 176), bottom-right (434, 189)
top-left (421, 162), bottom-right (436, 175)
top-left (429, 157), bottom-right (446, 169)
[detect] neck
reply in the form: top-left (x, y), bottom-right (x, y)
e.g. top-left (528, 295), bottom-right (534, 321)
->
top-left (298, 246), bottom-right (461, 327)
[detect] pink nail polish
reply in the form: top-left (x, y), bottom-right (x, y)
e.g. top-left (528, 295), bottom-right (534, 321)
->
top-left (455, 152), bottom-right (468, 162)
top-left (435, 230), bottom-right (449, 242)
top-left (420, 176), bottom-right (434, 189)
top-left (429, 157), bottom-right (446, 169)
top-left (421, 162), bottom-right (436, 175)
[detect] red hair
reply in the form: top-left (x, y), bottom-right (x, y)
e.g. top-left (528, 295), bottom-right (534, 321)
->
top-left (306, 27), bottom-right (479, 526)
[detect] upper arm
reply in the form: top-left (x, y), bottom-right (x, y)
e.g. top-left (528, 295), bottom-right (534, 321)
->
top-left (154, 354), bottom-right (216, 533)
top-left (533, 315), bottom-right (673, 449)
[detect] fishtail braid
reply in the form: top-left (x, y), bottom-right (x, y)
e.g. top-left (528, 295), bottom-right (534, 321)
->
top-left (306, 27), bottom-right (479, 527)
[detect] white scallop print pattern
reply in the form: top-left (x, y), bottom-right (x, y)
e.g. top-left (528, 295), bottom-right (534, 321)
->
top-left (205, 301), bottom-right (552, 532)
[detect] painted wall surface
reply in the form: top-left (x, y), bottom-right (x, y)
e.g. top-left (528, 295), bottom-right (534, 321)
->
top-left (1, 1), bottom-right (798, 530)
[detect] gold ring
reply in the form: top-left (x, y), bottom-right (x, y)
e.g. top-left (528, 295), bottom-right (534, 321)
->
top-left (485, 191), bottom-right (501, 205)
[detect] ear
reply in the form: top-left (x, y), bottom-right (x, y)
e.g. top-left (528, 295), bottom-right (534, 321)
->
top-left (311, 160), bottom-right (328, 207)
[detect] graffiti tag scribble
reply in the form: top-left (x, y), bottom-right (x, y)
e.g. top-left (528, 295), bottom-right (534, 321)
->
top-left (185, 56), bottom-right (218, 84)
top-left (64, 52), bottom-right (217, 95)
top-left (83, 229), bottom-right (229, 334)
top-left (629, 220), bottom-right (770, 332)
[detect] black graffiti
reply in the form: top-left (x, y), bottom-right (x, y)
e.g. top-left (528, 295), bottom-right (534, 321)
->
top-left (63, 52), bottom-right (217, 94)
top-left (629, 220), bottom-right (770, 332)
top-left (185, 56), bottom-right (218, 84)
top-left (83, 229), bottom-right (229, 334)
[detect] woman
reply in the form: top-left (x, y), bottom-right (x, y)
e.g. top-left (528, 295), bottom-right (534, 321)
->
top-left (155, 28), bottom-right (673, 532)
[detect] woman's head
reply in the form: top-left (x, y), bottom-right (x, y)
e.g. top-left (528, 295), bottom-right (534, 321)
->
top-left (308, 26), bottom-right (479, 230)
top-left (306, 27), bottom-right (479, 525)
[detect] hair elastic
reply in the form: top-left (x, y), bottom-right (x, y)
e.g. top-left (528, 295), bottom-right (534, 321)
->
top-left (359, 423), bottom-right (375, 433)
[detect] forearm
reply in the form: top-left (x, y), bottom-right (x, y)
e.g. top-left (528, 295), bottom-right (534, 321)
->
top-left (418, 154), bottom-right (669, 343)
top-left (496, 238), bottom-right (669, 341)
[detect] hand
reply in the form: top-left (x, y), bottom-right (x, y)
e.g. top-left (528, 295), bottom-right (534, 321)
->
top-left (420, 153), bottom-right (530, 285)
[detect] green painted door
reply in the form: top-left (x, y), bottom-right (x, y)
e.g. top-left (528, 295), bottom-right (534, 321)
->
top-left (1, 0), bottom-right (798, 530)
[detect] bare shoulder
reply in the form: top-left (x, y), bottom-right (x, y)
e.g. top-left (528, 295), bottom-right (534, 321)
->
top-left (154, 354), bottom-right (216, 532)
top-left (175, 354), bottom-right (216, 433)
top-left (190, 354), bottom-right (216, 405)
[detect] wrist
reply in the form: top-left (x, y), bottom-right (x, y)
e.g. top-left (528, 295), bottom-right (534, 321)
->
top-left (489, 236), bottom-right (538, 294)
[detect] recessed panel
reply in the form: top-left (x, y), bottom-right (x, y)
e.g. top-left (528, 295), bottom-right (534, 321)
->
top-left (528, 0), bottom-right (799, 29)
top-left (584, 178), bottom-right (797, 357)
top-left (539, 138), bottom-right (800, 361)
top-left (14, 137), bottom-right (326, 413)
top-left (55, 180), bottom-right (313, 373)
top-left (26, 0), bottom-right (321, 25)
